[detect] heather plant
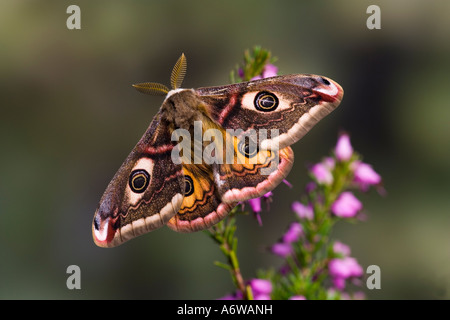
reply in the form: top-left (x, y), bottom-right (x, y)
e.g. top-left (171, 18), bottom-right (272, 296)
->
top-left (206, 47), bottom-right (383, 300)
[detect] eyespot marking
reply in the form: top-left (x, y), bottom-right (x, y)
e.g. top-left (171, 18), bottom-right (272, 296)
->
top-left (254, 91), bottom-right (279, 112)
top-left (129, 169), bottom-right (150, 193)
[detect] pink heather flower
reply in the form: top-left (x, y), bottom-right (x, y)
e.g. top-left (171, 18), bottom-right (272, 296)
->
top-left (352, 161), bottom-right (381, 191)
top-left (289, 295), bottom-right (306, 300)
top-left (238, 68), bottom-right (244, 79)
top-left (329, 257), bottom-right (364, 279)
top-left (282, 222), bottom-right (304, 243)
top-left (218, 293), bottom-right (239, 300)
top-left (305, 181), bottom-right (316, 193)
top-left (262, 64), bottom-right (278, 78)
top-left (251, 64), bottom-right (278, 81)
top-left (262, 191), bottom-right (273, 199)
top-left (249, 279), bottom-right (272, 300)
top-left (218, 290), bottom-right (243, 300)
top-left (322, 157), bottom-right (335, 170)
top-left (282, 179), bottom-right (293, 188)
top-left (332, 276), bottom-right (346, 290)
top-left (329, 256), bottom-right (364, 291)
top-left (246, 192), bottom-right (273, 226)
top-left (333, 241), bottom-right (351, 256)
top-left (335, 133), bottom-right (353, 161)
top-left (271, 242), bottom-right (292, 258)
top-left (331, 192), bottom-right (362, 218)
top-left (291, 201), bottom-right (314, 220)
top-left (310, 162), bottom-right (333, 185)
top-left (248, 197), bottom-right (261, 213)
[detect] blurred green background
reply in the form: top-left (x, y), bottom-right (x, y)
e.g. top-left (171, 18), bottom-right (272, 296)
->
top-left (1, 0), bottom-right (449, 299)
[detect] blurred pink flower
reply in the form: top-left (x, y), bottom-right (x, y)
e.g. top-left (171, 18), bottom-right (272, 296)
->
top-left (333, 241), bottom-right (351, 256)
top-left (289, 295), bottom-right (306, 300)
top-left (331, 192), bottom-right (362, 218)
top-left (291, 201), bottom-right (314, 220)
top-left (352, 161), bottom-right (381, 191)
top-left (248, 197), bottom-right (261, 213)
top-left (271, 242), bottom-right (292, 258)
top-left (335, 133), bottom-right (353, 161)
top-left (332, 277), bottom-right (346, 290)
top-left (329, 257), bottom-right (363, 290)
top-left (218, 293), bottom-right (239, 300)
top-left (249, 279), bottom-right (272, 300)
top-left (329, 257), bottom-right (364, 279)
top-left (323, 157), bottom-right (335, 170)
top-left (247, 192), bottom-right (273, 226)
top-left (310, 162), bottom-right (333, 185)
top-left (282, 222), bottom-right (304, 243)
top-left (238, 68), bottom-right (244, 79)
top-left (262, 64), bottom-right (278, 78)
top-left (251, 64), bottom-right (278, 80)
top-left (305, 181), bottom-right (316, 193)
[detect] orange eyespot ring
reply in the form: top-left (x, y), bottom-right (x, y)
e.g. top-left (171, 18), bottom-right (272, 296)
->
top-left (254, 91), bottom-right (279, 112)
top-left (129, 170), bottom-right (150, 193)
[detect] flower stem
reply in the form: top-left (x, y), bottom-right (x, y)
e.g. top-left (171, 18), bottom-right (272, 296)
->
top-left (207, 211), bottom-right (250, 299)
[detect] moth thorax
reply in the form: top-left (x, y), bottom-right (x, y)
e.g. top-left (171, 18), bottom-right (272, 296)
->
top-left (165, 88), bottom-right (186, 100)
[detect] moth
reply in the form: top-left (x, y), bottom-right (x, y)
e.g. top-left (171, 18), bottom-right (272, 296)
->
top-left (92, 54), bottom-right (343, 247)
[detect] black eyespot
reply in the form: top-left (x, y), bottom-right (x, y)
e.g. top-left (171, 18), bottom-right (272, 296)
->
top-left (320, 77), bottom-right (330, 85)
top-left (254, 91), bottom-right (279, 112)
top-left (238, 139), bottom-right (258, 158)
top-left (184, 175), bottom-right (194, 197)
top-left (129, 169), bottom-right (150, 193)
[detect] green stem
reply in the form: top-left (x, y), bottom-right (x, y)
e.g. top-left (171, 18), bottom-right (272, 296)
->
top-left (208, 214), bottom-right (249, 300)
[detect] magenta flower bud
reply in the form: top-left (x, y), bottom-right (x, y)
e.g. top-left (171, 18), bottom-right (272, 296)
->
top-left (305, 181), bottom-right (316, 193)
top-left (238, 68), bottom-right (244, 79)
top-left (322, 157), bottom-right (335, 170)
top-left (332, 277), bottom-right (346, 290)
top-left (310, 162), bottom-right (333, 185)
top-left (248, 197), bottom-right (261, 213)
top-left (249, 279), bottom-right (272, 296)
top-left (282, 222), bottom-right (304, 243)
top-left (291, 201), bottom-right (314, 220)
top-left (262, 191), bottom-right (273, 199)
top-left (331, 192), bottom-right (362, 218)
top-left (271, 242), bottom-right (292, 257)
top-left (289, 295), bottom-right (306, 300)
top-left (329, 257), bottom-right (364, 279)
top-left (282, 179), bottom-right (293, 188)
top-left (335, 133), bottom-right (353, 161)
top-left (333, 241), bottom-right (351, 256)
top-left (250, 75), bottom-right (263, 81)
top-left (218, 293), bottom-right (239, 300)
top-left (352, 161), bottom-right (381, 191)
top-left (262, 64), bottom-right (278, 78)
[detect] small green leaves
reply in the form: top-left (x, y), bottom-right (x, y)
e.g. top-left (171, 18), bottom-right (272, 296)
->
top-left (230, 46), bottom-right (277, 83)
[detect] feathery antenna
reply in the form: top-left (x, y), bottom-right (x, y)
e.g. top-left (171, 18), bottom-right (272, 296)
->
top-left (133, 53), bottom-right (187, 96)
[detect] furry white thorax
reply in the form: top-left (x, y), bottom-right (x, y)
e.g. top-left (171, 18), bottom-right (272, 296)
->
top-left (165, 88), bottom-right (188, 100)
